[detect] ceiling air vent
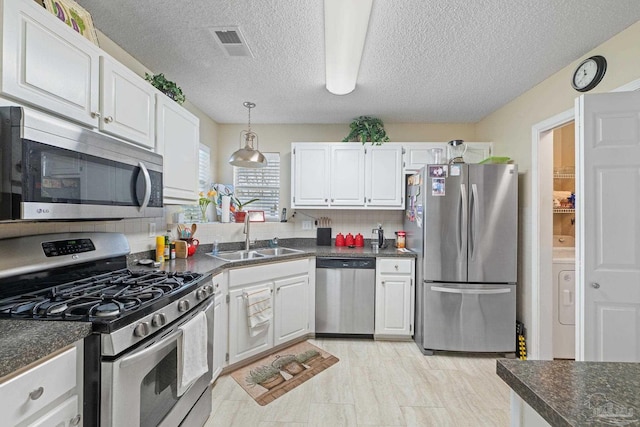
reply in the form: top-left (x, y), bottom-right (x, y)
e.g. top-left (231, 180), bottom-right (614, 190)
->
top-left (209, 26), bottom-right (254, 58)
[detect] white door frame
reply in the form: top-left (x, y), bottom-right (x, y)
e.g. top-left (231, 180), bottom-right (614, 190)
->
top-left (530, 78), bottom-right (640, 360)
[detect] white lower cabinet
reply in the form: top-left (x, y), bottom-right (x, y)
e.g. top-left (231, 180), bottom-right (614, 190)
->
top-left (375, 258), bottom-right (415, 338)
top-left (274, 275), bottom-right (310, 346)
top-left (0, 343), bottom-right (83, 427)
top-left (227, 258), bottom-right (313, 366)
top-left (212, 273), bottom-right (228, 381)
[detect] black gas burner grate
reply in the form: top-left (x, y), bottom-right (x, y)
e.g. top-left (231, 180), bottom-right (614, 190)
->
top-left (0, 269), bottom-right (202, 321)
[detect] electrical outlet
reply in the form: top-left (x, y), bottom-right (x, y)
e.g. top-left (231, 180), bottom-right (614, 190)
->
top-left (302, 220), bottom-right (312, 230)
top-left (148, 222), bottom-right (156, 237)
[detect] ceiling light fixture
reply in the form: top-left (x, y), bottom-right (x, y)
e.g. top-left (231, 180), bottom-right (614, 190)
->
top-left (228, 102), bottom-right (267, 168)
top-left (324, 0), bottom-right (373, 95)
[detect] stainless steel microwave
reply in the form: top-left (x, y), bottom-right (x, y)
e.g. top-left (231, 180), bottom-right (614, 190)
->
top-left (0, 106), bottom-right (163, 221)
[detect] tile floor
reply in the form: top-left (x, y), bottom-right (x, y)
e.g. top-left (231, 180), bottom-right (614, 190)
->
top-left (205, 339), bottom-right (511, 426)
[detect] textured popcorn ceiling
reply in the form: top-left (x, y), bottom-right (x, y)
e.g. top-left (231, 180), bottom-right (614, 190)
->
top-left (75, 0), bottom-right (640, 124)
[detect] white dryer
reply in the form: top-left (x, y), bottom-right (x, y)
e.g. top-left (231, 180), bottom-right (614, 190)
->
top-left (552, 250), bottom-right (575, 359)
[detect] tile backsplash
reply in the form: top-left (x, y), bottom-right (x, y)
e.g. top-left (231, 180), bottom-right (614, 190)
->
top-left (0, 209), bottom-right (404, 253)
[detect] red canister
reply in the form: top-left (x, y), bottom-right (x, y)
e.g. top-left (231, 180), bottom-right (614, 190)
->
top-left (345, 233), bottom-right (355, 246)
top-left (354, 233), bottom-right (364, 247)
top-left (335, 233), bottom-right (345, 246)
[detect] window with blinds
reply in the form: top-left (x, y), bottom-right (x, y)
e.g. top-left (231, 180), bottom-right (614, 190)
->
top-left (233, 152), bottom-right (280, 220)
top-left (198, 144), bottom-right (211, 193)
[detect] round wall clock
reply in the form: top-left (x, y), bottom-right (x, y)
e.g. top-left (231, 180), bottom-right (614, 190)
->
top-left (571, 55), bottom-right (607, 92)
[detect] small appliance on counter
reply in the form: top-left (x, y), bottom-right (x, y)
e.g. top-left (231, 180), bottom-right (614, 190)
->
top-left (371, 225), bottom-right (387, 249)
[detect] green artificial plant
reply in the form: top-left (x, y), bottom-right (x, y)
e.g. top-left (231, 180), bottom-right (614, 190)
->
top-left (342, 115), bottom-right (390, 145)
top-left (144, 73), bottom-right (186, 104)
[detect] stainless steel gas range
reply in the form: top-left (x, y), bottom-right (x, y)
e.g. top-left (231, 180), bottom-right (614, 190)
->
top-left (0, 233), bottom-right (215, 427)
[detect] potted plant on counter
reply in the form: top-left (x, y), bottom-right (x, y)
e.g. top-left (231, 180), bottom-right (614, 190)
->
top-left (144, 73), bottom-right (186, 104)
top-left (231, 195), bottom-right (259, 222)
top-left (342, 115), bottom-right (390, 145)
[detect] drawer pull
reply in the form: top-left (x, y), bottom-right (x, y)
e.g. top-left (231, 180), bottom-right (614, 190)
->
top-left (70, 414), bottom-right (82, 426)
top-left (29, 386), bottom-right (44, 400)
top-left (104, 116), bottom-right (114, 123)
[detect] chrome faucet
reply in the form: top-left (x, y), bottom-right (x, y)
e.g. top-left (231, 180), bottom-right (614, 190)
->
top-left (244, 214), bottom-right (251, 251)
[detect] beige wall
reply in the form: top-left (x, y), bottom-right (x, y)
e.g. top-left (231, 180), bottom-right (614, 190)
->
top-left (475, 20), bottom-right (640, 339)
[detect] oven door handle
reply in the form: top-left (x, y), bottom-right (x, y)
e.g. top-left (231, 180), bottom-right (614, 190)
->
top-left (119, 329), bottom-right (182, 369)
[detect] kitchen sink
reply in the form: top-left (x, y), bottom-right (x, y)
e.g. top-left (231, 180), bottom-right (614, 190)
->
top-left (255, 247), bottom-right (304, 256)
top-left (207, 247), bottom-right (304, 262)
top-left (208, 250), bottom-right (267, 262)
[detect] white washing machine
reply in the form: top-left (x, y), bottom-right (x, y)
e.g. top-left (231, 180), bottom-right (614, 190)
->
top-left (552, 249), bottom-right (575, 359)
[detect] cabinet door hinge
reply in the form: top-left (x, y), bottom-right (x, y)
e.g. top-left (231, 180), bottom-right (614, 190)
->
top-left (226, 294), bottom-right (230, 303)
top-left (225, 353), bottom-right (229, 362)
top-left (403, 161), bottom-right (406, 168)
top-left (402, 147), bottom-right (406, 154)
top-left (293, 196), bottom-right (295, 203)
top-left (293, 147), bottom-right (296, 155)
top-left (410, 323), bottom-right (413, 332)
top-left (364, 148), bottom-right (367, 154)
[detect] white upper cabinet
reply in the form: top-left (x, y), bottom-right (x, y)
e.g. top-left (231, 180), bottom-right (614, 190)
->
top-left (156, 94), bottom-right (200, 204)
top-left (330, 145), bottom-right (365, 206)
top-left (365, 145), bottom-right (403, 207)
top-left (100, 56), bottom-right (155, 149)
top-left (291, 142), bottom-right (404, 210)
top-left (1, 0), bottom-right (100, 127)
top-left (403, 142), bottom-right (493, 172)
top-left (291, 143), bottom-right (331, 207)
top-left (403, 142), bottom-right (448, 172)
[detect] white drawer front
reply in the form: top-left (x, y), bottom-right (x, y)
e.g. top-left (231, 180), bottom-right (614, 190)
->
top-left (27, 395), bottom-right (79, 427)
top-left (0, 347), bottom-right (77, 426)
top-left (230, 258), bottom-right (309, 287)
top-left (377, 258), bottom-right (413, 274)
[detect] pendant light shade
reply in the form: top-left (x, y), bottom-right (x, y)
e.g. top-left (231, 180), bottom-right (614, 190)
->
top-left (228, 102), bottom-right (267, 168)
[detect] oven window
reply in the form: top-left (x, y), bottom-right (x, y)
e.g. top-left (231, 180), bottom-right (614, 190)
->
top-left (139, 343), bottom-right (179, 427)
top-left (23, 139), bottom-right (161, 207)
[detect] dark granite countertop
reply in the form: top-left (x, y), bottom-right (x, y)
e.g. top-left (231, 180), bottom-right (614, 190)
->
top-left (0, 320), bottom-right (92, 379)
top-left (497, 359), bottom-right (640, 426)
top-left (130, 240), bottom-right (416, 276)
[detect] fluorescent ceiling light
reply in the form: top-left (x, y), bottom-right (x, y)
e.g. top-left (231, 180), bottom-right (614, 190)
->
top-left (324, 0), bottom-right (373, 95)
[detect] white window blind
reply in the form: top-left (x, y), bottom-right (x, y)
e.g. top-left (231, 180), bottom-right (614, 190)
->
top-left (198, 144), bottom-right (211, 193)
top-left (233, 152), bottom-right (280, 220)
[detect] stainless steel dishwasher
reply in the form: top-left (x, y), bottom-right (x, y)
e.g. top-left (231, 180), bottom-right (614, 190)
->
top-left (315, 257), bottom-right (376, 337)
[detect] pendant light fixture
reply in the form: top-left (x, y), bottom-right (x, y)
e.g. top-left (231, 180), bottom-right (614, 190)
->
top-left (228, 101), bottom-right (267, 168)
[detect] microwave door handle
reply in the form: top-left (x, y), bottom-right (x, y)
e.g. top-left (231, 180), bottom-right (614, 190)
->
top-left (119, 329), bottom-right (182, 369)
top-left (138, 161), bottom-right (151, 211)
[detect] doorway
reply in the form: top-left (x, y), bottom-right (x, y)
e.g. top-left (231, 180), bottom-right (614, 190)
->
top-left (530, 78), bottom-right (640, 361)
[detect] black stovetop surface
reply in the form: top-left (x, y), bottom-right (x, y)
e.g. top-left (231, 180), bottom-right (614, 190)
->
top-left (0, 256), bottom-right (204, 330)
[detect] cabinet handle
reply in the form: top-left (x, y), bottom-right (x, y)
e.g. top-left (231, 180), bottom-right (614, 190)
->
top-left (29, 386), bottom-right (44, 400)
top-left (591, 282), bottom-right (600, 289)
top-left (70, 414), bottom-right (82, 426)
top-left (90, 111), bottom-right (101, 119)
top-left (395, 265), bottom-right (399, 270)
top-left (368, 198), bottom-right (371, 203)
top-left (104, 116), bottom-right (114, 123)
top-left (331, 199), bottom-right (334, 202)
top-left (324, 198), bottom-right (328, 203)
top-left (381, 281), bottom-right (385, 285)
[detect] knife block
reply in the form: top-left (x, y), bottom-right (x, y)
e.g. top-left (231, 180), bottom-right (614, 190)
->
top-left (316, 228), bottom-right (332, 246)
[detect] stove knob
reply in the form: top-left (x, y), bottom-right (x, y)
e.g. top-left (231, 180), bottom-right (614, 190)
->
top-left (134, 322), bottom-right (150, 337)
top-left (152, 313), bottom-right (167, 327)
top-left (178, 300), bottom-right (190, 312)
top-left (196, 289), bottom-right (206, 300)
top-left (204, 284), bottom-right (214, 295)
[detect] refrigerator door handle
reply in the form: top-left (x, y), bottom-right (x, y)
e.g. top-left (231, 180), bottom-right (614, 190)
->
top-left (469, 183), bottom-right (480, 259)
top-left (459, 183), bottom-right (468, 259)
top-left (430, 286), bottom-right (512, 295)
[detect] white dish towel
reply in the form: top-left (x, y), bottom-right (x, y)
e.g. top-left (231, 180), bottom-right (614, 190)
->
top-left (177, 311), bottom-right (208, 396)
top-left (244, 287), bottom-right (272, 337)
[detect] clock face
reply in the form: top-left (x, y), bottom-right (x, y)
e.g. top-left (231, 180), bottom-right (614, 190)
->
top-left (572, 55), bottom-right (607, 92)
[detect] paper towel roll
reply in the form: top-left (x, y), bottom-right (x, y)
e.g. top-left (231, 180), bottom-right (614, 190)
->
top-left (221, 195), bottom-right (231, 223)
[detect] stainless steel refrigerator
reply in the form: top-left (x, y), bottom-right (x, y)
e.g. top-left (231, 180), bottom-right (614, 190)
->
top-left (405, 163), bottom-right (518, 355)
